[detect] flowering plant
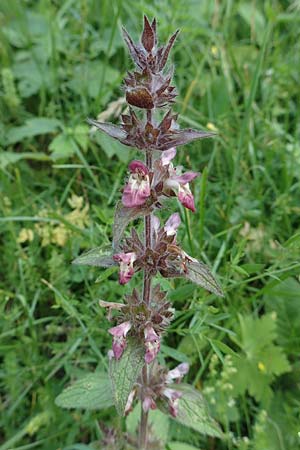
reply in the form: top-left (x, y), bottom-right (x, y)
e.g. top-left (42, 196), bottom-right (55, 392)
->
top-left (56, 16), bottom-right (224, 449)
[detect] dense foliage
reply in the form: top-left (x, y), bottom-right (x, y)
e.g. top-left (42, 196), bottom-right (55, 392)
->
top-left (0, 1), bottom-right (299, 449)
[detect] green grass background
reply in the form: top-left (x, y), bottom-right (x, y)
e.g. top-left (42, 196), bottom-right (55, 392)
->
top-left (1, 0), bottom-right (300, 449)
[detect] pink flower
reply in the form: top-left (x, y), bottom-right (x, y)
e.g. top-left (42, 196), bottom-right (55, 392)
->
top-left (144, 325), bottom-right (161, 364)
top-left (113, 252), bottom-right (136, 285)
top-left (166, 362), bottom-right (189, 383)
top-left (122, 160), bottom-right (151, 207)
top-left (161, 148), bottom-right (199, 212)
top-left (164, 213), bottom-right (181, 236)
top-left (108, 321), bottom-right (132, 360)
top-left (142, 396), bottom-right (157, 412)
top-left (162, 388), bottom-right (183, 417)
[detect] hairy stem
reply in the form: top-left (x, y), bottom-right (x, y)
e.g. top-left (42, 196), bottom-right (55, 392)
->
top-left (139, 112), bottom-right (154, 450)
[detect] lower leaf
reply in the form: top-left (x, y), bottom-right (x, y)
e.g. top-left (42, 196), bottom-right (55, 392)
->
top-left (55, 372), bottom-right (113, 410)
top-left (109, 338), bottom-right (145, 416)
top-left (167, 384), bottom-right (223, 438)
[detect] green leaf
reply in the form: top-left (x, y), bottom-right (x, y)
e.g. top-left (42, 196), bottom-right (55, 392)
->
top-left (73, 124), bottom-right (89, 151)
top-left (161, 345), bottom-right (190, 363)
top-left (49, 133), bottom-right (75, 160)
top-left (95, 266), bottom-right (118, 283)
top-left (95, 132), bottom-right (131, 163)
top-left (264, 277), bottom-right (300, 355)
top-left (109, 338), bottom-right (144, 416)
top-left (167, 443), bottom-right (202, 450)
top-left (185, 260), bottom-right (224, 297)
top-left (0, 151), bottom-right (50, 169)
top-left (55, 373), bottom-right (113, 410)
top-left (72, 246), bottom-right (115, 267)
top-left (170, 384), bottom-right (223, 438)
top-left (6, 118), bottom-right (61, 144)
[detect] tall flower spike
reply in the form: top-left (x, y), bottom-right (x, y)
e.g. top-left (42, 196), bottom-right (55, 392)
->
top-left (78, 16), bottom-right (224, 449)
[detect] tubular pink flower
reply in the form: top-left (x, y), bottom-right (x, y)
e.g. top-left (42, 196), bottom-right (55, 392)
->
top-left (144, 325), bottom-right (160, 364)
top-left (108, 321), bottom-right (132, 360)
top-left (177, 185), bottom-right (196, 212)
top-left (164, 213), bottom-right (181, 236)
top-left (122, 160), bottom-right (151, 207)
top-left (142, 396), bottom-right (157, 412)
top-left (166, 362), bottom-right (189, 383)
top-left (161, 150), bottom-right (199, 212)
top-left (113, 252), bottom-right (136, 285)
top-left (162, 388), bottom-right (183, 418)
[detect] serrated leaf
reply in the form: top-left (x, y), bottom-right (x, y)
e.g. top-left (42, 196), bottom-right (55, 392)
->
top-left (170, 384), bottom-right (223, 438)
top-left (109, 339), bottom-right (144, 416)
top-left (55, 373), bottom-right (113, 410)
top-left (185, 260), bottom-right (224, 297)
top-left (72, 246), bottom-right (115, 267)
top-left (113, 201), bottom-right (152, 250)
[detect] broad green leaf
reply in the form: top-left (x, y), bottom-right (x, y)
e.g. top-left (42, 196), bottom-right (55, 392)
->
top-left (0, 151), bottom-right (50, 169)
top-left (185, 260), bottom-right (224, 297)
top-left (95, 133), bottom-right (131, 163)
top-left (72, 246), bottom-right (115, 267)
top-left (264, 277), bottom-right (300, 355)
top-left (55, 373), bottom-right (113, 410)
top-left (170, 384), bottom-right (223, 438)
top-left (168, 443), bottom-right (201, 450)
top-left (73, 124), bottom-right (89, 151)
top-left (49, 133), bottom-right (75, 160)
top-left (127, 404), bottom-right (169, 444)
top-left (6, 118), bottom-right (61, 144)
top-left (110, 339), bottom-right (144, 416)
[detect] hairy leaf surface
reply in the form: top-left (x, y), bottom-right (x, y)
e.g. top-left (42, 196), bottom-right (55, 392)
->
top-left (185, 260), bottom-right (224, 297)
top-left (72, 246), bottom-right (115, 267)
top-left (55, 373), bottom-right (113, 410)
top-left (109, 338), bottom-right (144, 416)
top-left (170, 384), bottom-right (223, 438)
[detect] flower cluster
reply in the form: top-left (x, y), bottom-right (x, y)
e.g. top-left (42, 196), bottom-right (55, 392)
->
top-left (101, 285), bottom-right (174, 363)
top-left (122, 147), bottom-right (198, 212)
top-left (125, 361), bottom-right (189, 418)
top-left (112, 213), bottom-right (198, 285)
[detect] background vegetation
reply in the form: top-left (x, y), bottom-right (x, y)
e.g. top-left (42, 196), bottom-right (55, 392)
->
top-left (1, 0), bottom-right (300, 449)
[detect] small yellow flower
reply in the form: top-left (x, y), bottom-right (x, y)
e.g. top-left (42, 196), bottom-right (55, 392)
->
top-left (206, 122), bottom-right (218, 132)
top-left (211, 46), bottom-right (218, 57)
top-left (17, 228), bottom-right (34, 244)
top-left (68, 194), bottom-right (84, 210)
top-left (258, 362), bottom-right (266, 373)
top-left (52, 224), bottom-right (68, 247)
